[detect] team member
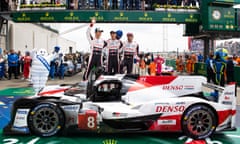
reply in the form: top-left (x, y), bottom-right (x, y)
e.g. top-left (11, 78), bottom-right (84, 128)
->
top-left (139, 54), bottom-right (146, 76)
top-left (213, 53), bottom-right (226, 87)
top-left (154, 54), bottom-right (165, 75)
top-left (0, 54), bottom-right (4, 80)
top-left (84, 22), bottom-right (107, 80)
top-left (22, 51), bottom-right (32, 80)
top-left (226, 55), bottom-right (235, 84)
top-left (58, 53), bottom-right (65, 80)
top-left (49, 58), bottom-right (57, 80)
top-left (132, 55), bottom-right (139, 74)
top-left (8, 49), bottom-right (19, 80)
top-left (106, 31), bottom-right (123, 74)
top-left (122, 33), bottom-right (139, 74)
top-left (205, 53), bottom-right (215, 83)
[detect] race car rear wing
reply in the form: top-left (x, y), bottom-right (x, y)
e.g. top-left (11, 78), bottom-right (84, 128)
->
top-left (202, 82), bottom-right (237, 98)
top-left (202, 83), bottom-right (225, 93)
top-left (202, 83), bottom-right (237, 104)
top-left (202, 83), bottom-right (237, 128)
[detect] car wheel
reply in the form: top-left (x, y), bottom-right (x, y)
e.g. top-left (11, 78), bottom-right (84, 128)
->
top-left (182, 104), bottom-right (217, 139)
top-left (28, 103), bottom-right (65, 137)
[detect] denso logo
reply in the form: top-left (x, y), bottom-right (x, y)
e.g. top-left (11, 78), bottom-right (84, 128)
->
top-left (156, 105), bottom-right (185, 113)
top-left (162, 85), bottom-right (183, 90)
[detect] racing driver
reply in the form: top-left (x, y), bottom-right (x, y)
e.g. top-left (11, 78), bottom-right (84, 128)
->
top-left (122, 33), bottom-right (139, 74)
top-left (106, 31), bottom-right (123, 74)
top-left (84, 21), bottom-right (107, 80)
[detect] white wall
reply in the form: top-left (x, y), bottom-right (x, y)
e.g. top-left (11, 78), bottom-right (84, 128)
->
top-left (9, 22), bottom-right (76, 54)
top-left (0, 37), bottom-right (6, 50)
top-left (58, 37), bottom-right (76, 54)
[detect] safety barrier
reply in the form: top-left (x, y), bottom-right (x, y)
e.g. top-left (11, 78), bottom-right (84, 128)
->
top-left (194, 63), bottom-right (207, 76)
top-left (165, 59), bottom-right (240, 86)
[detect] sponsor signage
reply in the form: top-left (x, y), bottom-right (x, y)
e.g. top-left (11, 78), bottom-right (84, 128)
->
top-left (162, 85), bottom-right (195, 90)
top-left (13, 109), bottom-right (30, 128)
top-left (12, 11), bottom-right (200, 23)
top-left (162, 85), bottom-right (183, 90)
top-left (158, 120), bottom-right (177, 125)
top-left (206, 6), bottom-right (235, 31)
top-left (155, 105), bottom-right (185, 113)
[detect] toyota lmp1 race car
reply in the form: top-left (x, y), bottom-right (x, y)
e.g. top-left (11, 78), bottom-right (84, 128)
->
top-left (3, 68), bottom-right (237, 140)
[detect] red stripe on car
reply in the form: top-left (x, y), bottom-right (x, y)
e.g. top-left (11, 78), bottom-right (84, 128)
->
top-left (148, 114), bottom-right (182, 132)
top-left (217, 110), bottom-right (236, 125)
top-left (38, 88), bottom-right (68, 96)
top-left (128, 76), bottom-right (177, 92)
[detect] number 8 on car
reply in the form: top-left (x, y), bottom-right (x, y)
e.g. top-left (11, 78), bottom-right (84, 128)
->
top-left (78, 110), bottom-right (97, 130)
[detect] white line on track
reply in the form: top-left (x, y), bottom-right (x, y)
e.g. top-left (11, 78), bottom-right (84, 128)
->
top-left (227, 134), bottom-right (240, 138)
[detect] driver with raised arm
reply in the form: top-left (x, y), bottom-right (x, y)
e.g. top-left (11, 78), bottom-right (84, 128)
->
top-left (84, 20), bottom-right (107, 80)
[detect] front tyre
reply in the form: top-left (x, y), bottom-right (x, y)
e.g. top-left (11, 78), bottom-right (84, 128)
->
top-left (28, 103), bottom-right (65, 137)
top-left (182, 105), bottom-right (217, 139)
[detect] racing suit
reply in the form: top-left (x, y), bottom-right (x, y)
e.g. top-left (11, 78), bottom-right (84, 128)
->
top-left (213, 60), bottom-right (226, 87)
top-left (84, 27), bottom-right (107, 80)
top-left (0, 57), bottom-right (4, 79)
top-left (154, 56), bottom-right (165, 75)
top-left (106, 39), bottom-right (123, 74)
top-left (23, 55), bottom-right (31, 79)
top-left (122, 41), bottom-right (139, 74)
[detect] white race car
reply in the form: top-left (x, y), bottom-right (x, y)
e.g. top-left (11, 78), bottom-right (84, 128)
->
top-left (4, 68), bottom-right (237, 140)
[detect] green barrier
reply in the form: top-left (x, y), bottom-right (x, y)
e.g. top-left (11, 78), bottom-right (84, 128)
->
top-left (0, 88), bottom-right (35, 96)
top-left (165, 59), bottom-right (176, 70)
top-left (194, 62), bottom-right (207, 76)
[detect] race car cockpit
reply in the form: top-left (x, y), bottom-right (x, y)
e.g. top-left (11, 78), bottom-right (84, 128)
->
top-left (89, 79), bottom-right (122, 102)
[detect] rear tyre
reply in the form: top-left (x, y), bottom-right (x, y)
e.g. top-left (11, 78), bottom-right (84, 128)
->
top-left (182, 104), bottom-right (217, 139)
top-left (28, 103), bottom-right (65, 137)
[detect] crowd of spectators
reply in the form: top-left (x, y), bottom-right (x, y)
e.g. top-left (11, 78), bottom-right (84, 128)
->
top-left (0, 0), bottom-right (201, 12)
top-left (68, 0), bottom-right (201, 10)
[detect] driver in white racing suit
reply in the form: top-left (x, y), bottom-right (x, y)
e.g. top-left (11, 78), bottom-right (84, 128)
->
top-left (122, 33), bottom-right (139, 74)
top-left (83, 23), bottom-right (107, 80)
top-left (106, 31), bottom-right (123, 75)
